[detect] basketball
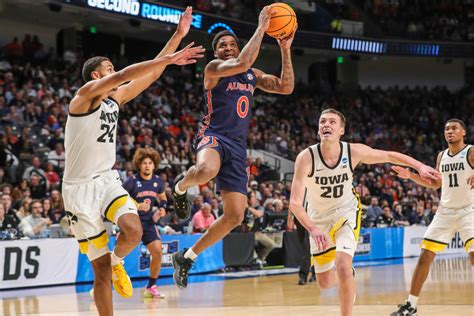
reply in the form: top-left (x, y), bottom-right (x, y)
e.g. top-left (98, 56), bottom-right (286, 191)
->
top-left (266, 3), bottom-right (297, 39)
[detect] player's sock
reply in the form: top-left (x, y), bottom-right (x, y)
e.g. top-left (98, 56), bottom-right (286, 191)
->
top-left (111, 250), bottom-right (124, 267)
top-left (147, 277), bottom-right (157, 289)
top-left (175, 181), bottom-right (186, 195)
top-left (407, 294), bottom-right (418, 308)
top-left (184, 248), bottom-right (197, 261)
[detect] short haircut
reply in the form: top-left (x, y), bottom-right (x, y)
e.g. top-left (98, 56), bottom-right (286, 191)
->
top-left (212, 30), bottom-right (239, 51)
top-left (446, 118), bottom-right (466, 131)
top-left (82, 56), bottom-right (110, 82)
top-left (321, 108), bottom-right (346, 127)
top-left (132, 147), bottom-right (161, 171)
top-left (30, 199), bottom-right (42, 209)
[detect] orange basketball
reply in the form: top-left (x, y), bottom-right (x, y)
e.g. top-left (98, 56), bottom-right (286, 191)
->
top-left (266, 3), bottom-right (297, 39)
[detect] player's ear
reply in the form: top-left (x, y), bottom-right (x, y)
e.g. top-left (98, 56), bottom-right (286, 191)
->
top-left (214, 50), bottom-right (218, 58)
top-left (341, 127), bottom-right (345, 135)
top-left (91, 70), bottom-right (101, 80)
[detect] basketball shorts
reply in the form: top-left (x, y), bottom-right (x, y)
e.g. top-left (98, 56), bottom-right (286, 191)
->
top-left (309, 197), bottom-right (362, 273)
top-left (194, 132), bottom-right (249, 195)
top-left (421, 203), bottom-right (474, 253)
top-left (141, 220), bottom-right (161, 246)
top-left (62, 170), bottom-right (138, 261)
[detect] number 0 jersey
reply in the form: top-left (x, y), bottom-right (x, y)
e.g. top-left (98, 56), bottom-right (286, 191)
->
top-left (198, 69), bottom-right (257, 143)
top-left (64, 98), bottom-right (119, 179)
top-left (304, 142), bottom-right (356, 214)
top-left (439, 145), bottom-right (473, 209)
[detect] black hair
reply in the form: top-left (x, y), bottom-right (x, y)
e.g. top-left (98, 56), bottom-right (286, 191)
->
top-left (446, 118), bottom-right (466, 131)
top-left (212, 30), bottom-right (239, 51)
top-left (82, 56), bottom-right (110, 82)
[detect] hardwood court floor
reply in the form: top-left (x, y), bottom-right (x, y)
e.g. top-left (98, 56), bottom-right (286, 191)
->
top-left (1, 255), bottom-right (472, 315)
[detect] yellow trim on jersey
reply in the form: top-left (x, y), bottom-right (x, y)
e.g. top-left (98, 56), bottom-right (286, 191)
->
top-left (465, 238), bottom-right (474, 253)
top-left (104, 195), bottom-right (128, 223)
top-left (77, 230), bottom-right (109, 254)
top-left (329, 218), bottom-right (348, 244)
top-left (312, 247), bottom-right (336, 266)
top-left (420, 238), bottom-right (447, 253)
top-left (353, 190), bottom-right (362, 243)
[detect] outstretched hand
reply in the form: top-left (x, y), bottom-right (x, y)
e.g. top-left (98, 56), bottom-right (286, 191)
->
top-left (258, 6), bottom-right (275, 32)
top-left (391, 166), bottom-right (412, 179)
top-left (176, 6), bottom-right (192, 37)
top-left (418, 164), bottom-right (441, 184)
top-left (277, 23), bottom-right (298, 49)
top-left (168, 42), bottom-right (205, 66)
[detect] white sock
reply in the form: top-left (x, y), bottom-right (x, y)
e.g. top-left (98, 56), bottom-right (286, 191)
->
top-left (110, 251), bottom-right (123, 267)
top-left (184, 248), bottom-right (197, 261)
top-left (407, 294), bottom-right (418, 308)
top-left (175, 181), bottom-right (186, 195)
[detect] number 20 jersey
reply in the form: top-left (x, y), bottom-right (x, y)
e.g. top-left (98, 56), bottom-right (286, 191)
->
top-left (304, 142), bottom-right (356, 215)
top-left (64, 98), bottom-right (119, 179)
top-left (439, 145), bottom-right (473, 209)
top-left (198, 69), bottom-right (257, 142)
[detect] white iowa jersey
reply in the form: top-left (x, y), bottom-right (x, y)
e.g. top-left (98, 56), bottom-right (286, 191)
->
top-left (304, 142), bottom-right (357, 214)
top-left (64, 98), bottom-right (119, 179)
top-left (439, 145), bottom-right (473, 209)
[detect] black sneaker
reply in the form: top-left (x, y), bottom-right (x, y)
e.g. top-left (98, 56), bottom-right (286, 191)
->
top-left (172, 174), bottom-right (191, 220)
top-left (391, 301), bottom-right (417, 316)
top-left (298, 276), bottom-right (307, 285)
top-left (172, 250), bottom-right (194, 289)
top-left (308, 272), bottom-right (316, 283)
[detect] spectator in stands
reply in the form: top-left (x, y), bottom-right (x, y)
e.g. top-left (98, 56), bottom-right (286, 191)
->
top-left (428, 203), bottom-right (438, 224)
top-left (210, 197), bottom-right (221, 220)
top-left (191, 195), bottom-right (204, 217)
top-left (47, 143), bottom-right (65, 169)
top-left (1, 193), bottom-right (20, 233)
top-left (29, 174), bottom-right (47, 199)
top-left (45, 162), bottom-right (60, 188)
top-left (409, 202), bottom-right (429, 226)
top-left (19, 199), bottom-right (51, 238)
top-left (192, 203), bottom-right (215, 233)
top-left (249, 180), bottom-right (262, 201)
top-left (392, 203), bottom-right (410, 227)
top-left (375, 206), bottom-right (394, 228)
top-left (365, 196), bottom-right (383, 225)
top-left (22, 156), bottom-right (48, 187)
top-left (16, 197), bottom-right (32, 220)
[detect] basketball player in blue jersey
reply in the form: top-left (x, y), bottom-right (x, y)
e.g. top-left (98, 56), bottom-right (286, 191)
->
top-left (289, 109), bottom-right (440, 316)
top-left (171, 6), bottom-right (296, 289)
top-left (63, 8), bottom-right (203, 315)
top-left (123, 148), bottom-right (167, 299)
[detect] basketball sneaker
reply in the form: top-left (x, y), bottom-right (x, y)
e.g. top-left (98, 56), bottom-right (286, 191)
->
top-left (391, 301), bottom-right (417, 316)
top-left (172, 250), bottom-right (194, 289)
top-left (143, 285), bottom-right (166, 299)
top-left (172, 174), bottom-right (191, 220)
top-left (112, 262), bottom-right (133, 298)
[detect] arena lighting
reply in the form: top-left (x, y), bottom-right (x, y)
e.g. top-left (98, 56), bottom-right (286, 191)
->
top-left (332, 37), bottom-right (440, 56)
top-left (84, 0), bottom-right (203, 29)
top-left (207, 22), bottom-right (234, 34)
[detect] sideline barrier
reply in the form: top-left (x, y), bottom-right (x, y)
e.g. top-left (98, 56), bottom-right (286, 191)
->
top-left (0, 227), bottom-right (466, 290)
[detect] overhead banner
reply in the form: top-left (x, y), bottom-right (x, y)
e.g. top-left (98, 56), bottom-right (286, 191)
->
top-left (0, 239), bottom-right (79, 290)
top-left (403, 226), bottom-right (466, 257)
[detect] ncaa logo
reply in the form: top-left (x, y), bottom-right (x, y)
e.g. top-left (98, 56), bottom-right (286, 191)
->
top-left (153, 182), bottom-right (158, 187)
top-left (342, 157), bottom-right (348, 164)
top-left (247, 74), bottom-right (254, 80)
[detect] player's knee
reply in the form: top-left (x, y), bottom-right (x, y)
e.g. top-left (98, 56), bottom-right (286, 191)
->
top-left (335, 263), bottom-right (353, 280)
top-left (224, 212), bottom-right (244, 227)
top-left (469, 252), bottom-right (474, 265)
top-left (121, 221), bottom-right (143, 244)
top-left (91, 258), bottom-right (111, 280)
top-left (195, 163), bottom-right (218, 179)
top-left (419, 250), bottom-right (436, 265)
top-left (317, 276), bottom-right (333, 289)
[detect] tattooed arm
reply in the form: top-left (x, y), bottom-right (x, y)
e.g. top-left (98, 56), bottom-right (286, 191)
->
top-left (204, 6), bottom-right (273, 89)
top-left (253, 24), bottom-right (297, 95)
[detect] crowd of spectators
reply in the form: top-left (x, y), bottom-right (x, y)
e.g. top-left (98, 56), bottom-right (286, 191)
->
top-left (362, 0), bottom-right (474, 41)
top-left (1, 35), bottom-right (473, 248)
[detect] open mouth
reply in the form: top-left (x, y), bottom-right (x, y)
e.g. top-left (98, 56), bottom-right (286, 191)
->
top-left (322, 130), bottom-right (332, 137)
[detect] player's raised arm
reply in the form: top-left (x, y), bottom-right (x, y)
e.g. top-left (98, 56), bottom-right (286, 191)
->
top-left (289, 149), bottom-right (329, 251)
top-left (253, 24), bottom-right (296, 95)
top-left (391, 152), bottom-right (443, 189)
top-left (351, 143), bottom-right (441, 184)
top-left (113, 6), bottom-right (194, 105)
top-left (204, 6), bottom-right (273, 81)
top-left (70, 44), bottom-right (205, 115)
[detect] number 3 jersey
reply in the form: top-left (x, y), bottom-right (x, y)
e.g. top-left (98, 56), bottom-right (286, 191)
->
top-left (198, 69), bottom-right (256, 143)
top-left (304, 142), bottom-right (356, 215)
top-left (439, 145), bottom-right (473, 209)
top-left (64, 98), bottom-right (119, 179)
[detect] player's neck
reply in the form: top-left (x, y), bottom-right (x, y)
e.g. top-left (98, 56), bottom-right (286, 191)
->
top-left (140, 173), bottom-right (152, 180)
top-left (448, 141), bottom-right (465, 155)
top-left (320, 139), bottom-right (341, 155)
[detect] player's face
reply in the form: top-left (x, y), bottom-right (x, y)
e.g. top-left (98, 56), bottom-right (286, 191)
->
top-left (215, 36), bottom-right (240, 60)
top-left (139, 158), bottom-right (155, 176)
top-left (444, 122), bottom-right (465, 144)
top-left (92, 61), bottom-right (118, 92)
top-left (318, 113), bottom-right (344, 141)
